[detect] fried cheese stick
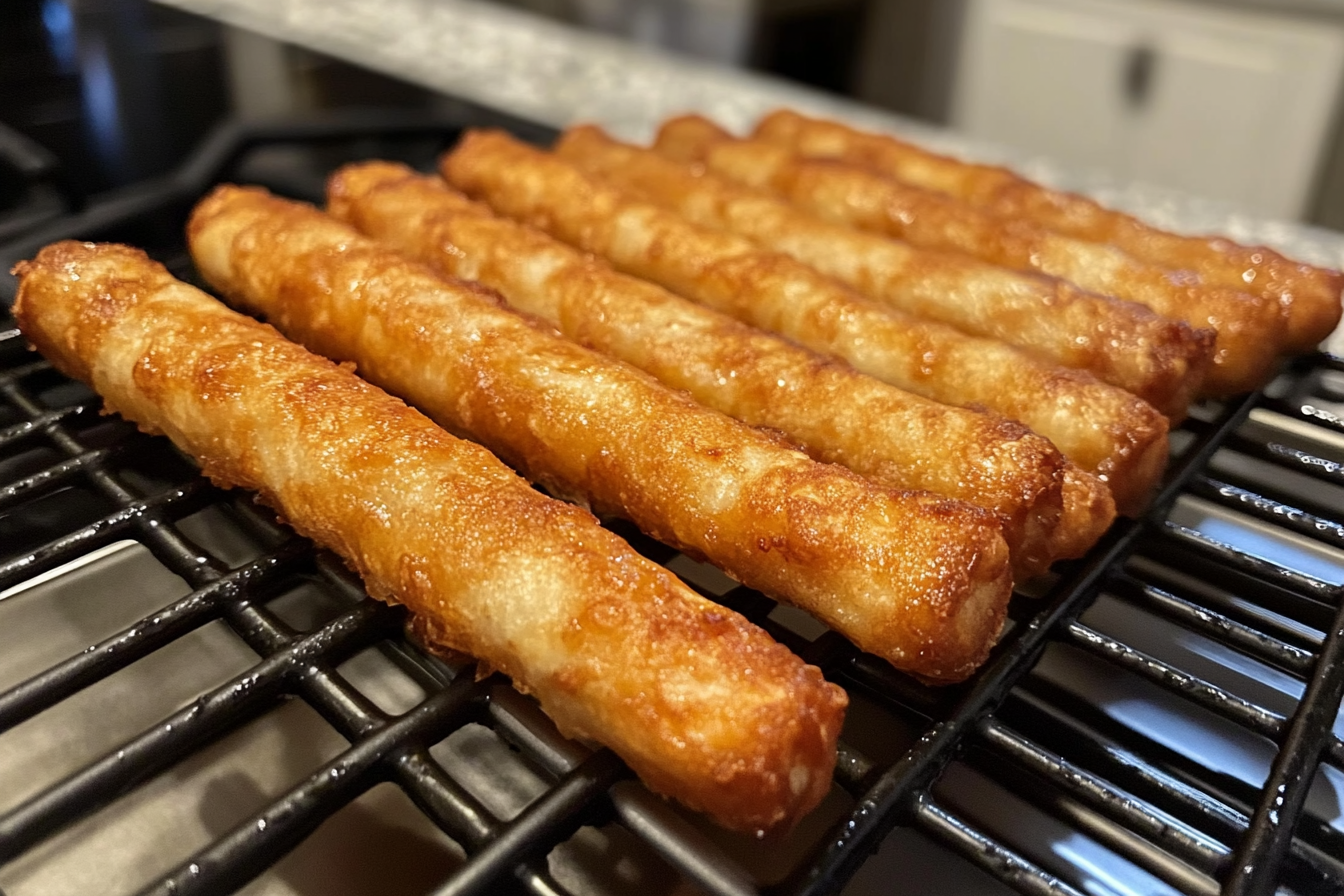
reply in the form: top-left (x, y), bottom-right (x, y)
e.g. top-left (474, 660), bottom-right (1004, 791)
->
top-left (556, 124), bottom-right (1212, 420)
top-left (13, 241), bottom-right (847, 834)
top-left (188, 185), bottom-right (1015, 683)
top-left (328, 160), bottom-right (1077, 578)
top-left (755, 109), bottom-right (1344, 352)
top-left (441, 129), bottom-right (1165, 517)
top-left (655, 115), bottom-right (1286, 397)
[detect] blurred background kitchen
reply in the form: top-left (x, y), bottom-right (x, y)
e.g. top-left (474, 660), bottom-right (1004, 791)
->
top-left (7, 0), bottom-right (1344, 230)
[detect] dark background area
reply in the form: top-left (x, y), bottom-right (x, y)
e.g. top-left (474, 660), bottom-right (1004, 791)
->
top-left (1, 0), bottom-right (947, 211)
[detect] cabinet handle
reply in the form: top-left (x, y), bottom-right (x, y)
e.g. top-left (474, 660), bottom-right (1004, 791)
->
top-left (1124, 43), bottom-right (1157, 110)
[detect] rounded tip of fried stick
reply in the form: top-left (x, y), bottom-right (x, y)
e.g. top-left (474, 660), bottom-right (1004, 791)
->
top-left (1027, 365), bottom-right (1168, 518)
top-left (655, 114), bottom-right (734, 163)
top-left (903, 514), bottom-right (1013, 683)
top-left (1181, 286), bottom-right (1288, 396)
top-left (1050, 466), bottom-right (1117, 562)
top-left (452, 127), bottom-right (516, 157)
top-left (327, 159), bottom-right (421, 214)
top-left (410, 608), bottom-right (847, 834)
top-left (756, 108), bottom-right (806, 136)
top-left (937, 412), bottom-right (1066, 580)
top-left (557, 122), bottom-right (606, 149)
top-left (767, 486), bottom-right (1016, 684)
top-left (1039, 277), bottom-right (1214, 420)
top-left (1286, 288), bottom-right (1344, 352)
top-left (13, 241), bottom-right (176, 387)
top-left (1276, 266), bottom-right (1343, 351)
top-left (556, 124), bottom-right (623, 168)
top-left (188, 184), bottom-right (275, 298)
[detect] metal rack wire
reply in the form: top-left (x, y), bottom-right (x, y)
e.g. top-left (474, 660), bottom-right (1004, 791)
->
top-left (1, 113), bottom-right (1342, 896)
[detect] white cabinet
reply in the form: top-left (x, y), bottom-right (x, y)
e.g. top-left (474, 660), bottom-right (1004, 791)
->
top-left (951, 0), bottom-right (1344, 219)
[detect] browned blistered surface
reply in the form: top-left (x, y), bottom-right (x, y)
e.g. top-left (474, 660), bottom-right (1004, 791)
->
top-left (657, 116), bottom-right (1287, 397)
top-left (188, 185), bottom-right (1017, 682)
top-left (559, 124), bottom-right (1213, 420)
top-left (442, 129), bottom-right (1164, 518)
top-left (12, 240), bottom-right (849, 834)
top-left (1055, 466), bottom-right (1117, 564)
top-left (756, 109), bottom-right (1344, 352)
top-left (328, 161), bottom-right (1079, 577)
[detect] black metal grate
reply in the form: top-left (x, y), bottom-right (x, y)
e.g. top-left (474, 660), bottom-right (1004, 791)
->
top-left (0, 120), bottom-right (66, 246)
top-left (1, 111), bottom-right (1343, 896)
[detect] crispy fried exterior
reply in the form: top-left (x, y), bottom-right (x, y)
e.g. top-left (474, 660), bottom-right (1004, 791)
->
top-left (188, 186), bottom-right (1016, 682)
top-left (12, 240), bottom-right (847, 835)
top-left (559, 124), bottom-right (1212, 420)
top-left (657, 116), bottom-right (1287, 397)
top-left (442, 129), bottom-right (1160, 517)
top-left (756, 109), bottom-right (1344, 352)
top-left (328, 161), bottom-right (1072, 577)
top-left (1055, 466), bottom-right (1116, 563)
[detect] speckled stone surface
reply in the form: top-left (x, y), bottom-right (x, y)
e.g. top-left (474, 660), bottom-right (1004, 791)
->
top-left (162, 0), bottom-right (1344, 337)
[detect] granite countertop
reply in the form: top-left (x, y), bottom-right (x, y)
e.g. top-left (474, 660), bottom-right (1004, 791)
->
top-left (159, 0), bottom-right (1344, 280)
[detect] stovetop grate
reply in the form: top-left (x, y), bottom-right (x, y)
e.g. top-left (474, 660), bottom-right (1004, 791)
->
top-left (1, 111), bottom-right (1343, 896)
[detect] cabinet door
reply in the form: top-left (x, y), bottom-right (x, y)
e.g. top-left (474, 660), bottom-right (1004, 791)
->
top-left (1126, 9), bottom-right (1344, 219)
top-left (954, 0), bottom-right (1140, 176)
top-left (953, 0), bottom-right (1344, 219)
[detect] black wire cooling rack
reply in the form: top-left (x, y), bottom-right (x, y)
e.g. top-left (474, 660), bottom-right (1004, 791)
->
top-left (1, 110), bottom-right (1343, 896)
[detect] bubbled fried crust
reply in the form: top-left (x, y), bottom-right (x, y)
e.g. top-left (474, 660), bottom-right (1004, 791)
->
top-left (560, 124), bottom-right (1212, 421)
top-left (658, 116), bottom-right (1287, 398)
top-left (12, 240), bottom-right (847, 835)
top-left (1053, 466), bottom-right (1118, 563)
top-left (327, 160), bottom-right (1067, 577)
top-left (187, 186), bottom-right (1016, 681)
top-left (441, 130), bottom-right (1165, 517)
top-left (756, 109), bottom-right (1343, 352)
